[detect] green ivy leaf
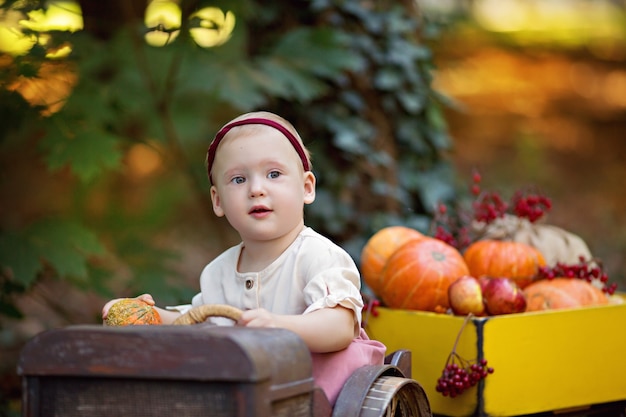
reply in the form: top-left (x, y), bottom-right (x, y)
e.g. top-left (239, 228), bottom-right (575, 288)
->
top-left (40, 120), bottom-right (123, 182)
top-left (215, 62), bottom-right (268, 109)
top-left (31, 220), bottom-right (106, 277)
top-left (0, 232), bottom-right (41, 287)
top-left (327, 116), bottom-right (374, 156)
top-left (257, 59), bottom-right (327, 101)
top-left (0, 220), bottom-right (106, 286)
top-left (374, 67), bottom-right (403, 90)
top-left (397, 90), bottom-right (426, 114)
top-left (272, 28), bottom-right (362, 76)
top-left (426, 102), bottom-right (447, 131)
top-left (407, 163), bottom-right (456, 213)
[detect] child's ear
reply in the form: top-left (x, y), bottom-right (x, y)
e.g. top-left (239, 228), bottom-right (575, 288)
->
top-left (303, 171), bottom-right (316, 205)
top-left (210, 186), bottom-right (225, 217)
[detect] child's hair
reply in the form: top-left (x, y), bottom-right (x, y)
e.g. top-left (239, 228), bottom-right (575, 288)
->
top-left (206, 111), bottom-right (312, 184)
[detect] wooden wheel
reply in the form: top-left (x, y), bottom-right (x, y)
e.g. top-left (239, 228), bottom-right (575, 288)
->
top-left (333, 365), bottom-right (432, 417)
top-left (172, 304), bottom-right (243, 325)
top-left (359, 375), bottom-right (431, 417)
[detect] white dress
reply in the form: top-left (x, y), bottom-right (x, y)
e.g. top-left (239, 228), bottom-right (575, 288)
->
top-left (173, 227), bottom-right (386, 404)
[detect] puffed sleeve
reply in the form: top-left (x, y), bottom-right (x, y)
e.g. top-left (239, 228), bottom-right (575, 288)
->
top-left (302, 266), bottom-right (364, 337)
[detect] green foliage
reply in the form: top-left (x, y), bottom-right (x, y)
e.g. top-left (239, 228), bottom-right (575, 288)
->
top-left (0, 90), bottom-right (41, 144)
top-left (40, 121), bottom-right (123, 182)
top-left (0, 219), bottom-right (104, 286)
top-left (0, 0), bottom-right (455, 318)
top-left (259, 2), bottom-right (456, 257)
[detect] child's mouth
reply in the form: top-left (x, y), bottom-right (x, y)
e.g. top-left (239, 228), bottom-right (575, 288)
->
top-left (249, 206), bottom-right (271, 215)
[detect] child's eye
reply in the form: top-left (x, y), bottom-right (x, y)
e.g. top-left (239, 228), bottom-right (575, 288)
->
top-left (231, 176), bottom-right (246, 184)
top-left (268, 171), bottom-right (281, 179)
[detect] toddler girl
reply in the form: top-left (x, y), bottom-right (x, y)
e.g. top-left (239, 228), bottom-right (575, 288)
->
top-left (103, 111), bottom-right (386, 405)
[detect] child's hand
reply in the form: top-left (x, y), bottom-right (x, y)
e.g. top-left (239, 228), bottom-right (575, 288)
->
top-left (101, 294), bottom-right (155, 321)
top-left (238, 308), bottom-right (276, 328)
top-left (135, 293), bottom-right (155, 305)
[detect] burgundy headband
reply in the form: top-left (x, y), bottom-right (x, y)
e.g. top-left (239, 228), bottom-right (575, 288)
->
top-left (206, 117), bottom-right (310, 184)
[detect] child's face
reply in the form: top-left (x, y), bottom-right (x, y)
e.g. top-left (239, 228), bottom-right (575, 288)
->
top-left (209, 125), bottom-right (315, 243)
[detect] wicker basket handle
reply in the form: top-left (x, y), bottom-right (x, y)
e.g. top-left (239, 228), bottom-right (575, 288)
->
top-left (173, 304), bottom-right (243, 325)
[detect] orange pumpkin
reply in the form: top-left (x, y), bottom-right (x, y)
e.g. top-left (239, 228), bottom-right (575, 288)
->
top-left (463, 240), bottom-right (546, 289)
top-left (380, 237), bottom-right (470, 312)
top-left (524, 278), bottom-right (608, 311)
top-left (360, 226), bottom-right (424, 297)
top-left (105, 298), bottom-right (162, 326)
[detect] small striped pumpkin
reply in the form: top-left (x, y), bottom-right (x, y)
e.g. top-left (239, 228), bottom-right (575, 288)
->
top-left (105, 298), bottom-right (162, 326)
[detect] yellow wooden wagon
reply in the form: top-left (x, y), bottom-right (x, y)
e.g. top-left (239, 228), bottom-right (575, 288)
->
top-left (365, 294), bottom-right (626, 417)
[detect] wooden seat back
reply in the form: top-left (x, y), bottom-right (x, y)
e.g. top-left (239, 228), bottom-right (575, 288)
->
top-left (19, 324), bottom-right (318, 417)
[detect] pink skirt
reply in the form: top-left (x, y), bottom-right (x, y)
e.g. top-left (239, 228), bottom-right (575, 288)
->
top-left (311, 328), bottom-right (386, 405)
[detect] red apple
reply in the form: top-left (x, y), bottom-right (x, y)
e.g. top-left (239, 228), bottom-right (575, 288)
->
top-left (448, 275), bottom-right (486, 316)
top-left (477, 276), bottom-right (491, 293)
top-left (482, 277), bottom-right (527, 315)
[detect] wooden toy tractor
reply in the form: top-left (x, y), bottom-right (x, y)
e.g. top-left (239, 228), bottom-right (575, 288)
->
top-left (18, 305), bottom-right (432, 417)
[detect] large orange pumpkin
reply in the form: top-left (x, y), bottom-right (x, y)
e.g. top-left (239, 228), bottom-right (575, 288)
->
top-left (105, 298), bottom-right (162, 326)
top-left (380, 238), bottom-right (470, 312)
top-left (524, 278), bottom-right (608, 311)
top-left (463, 240), bottom-right (546, 289)
top-left (360, 226), bottom-right (424, 297)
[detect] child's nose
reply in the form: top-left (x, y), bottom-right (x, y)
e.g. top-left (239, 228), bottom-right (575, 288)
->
top-left (249, 176), bottom-right (266, 197)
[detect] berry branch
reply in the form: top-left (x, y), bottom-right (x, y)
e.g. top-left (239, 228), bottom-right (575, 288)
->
top-left (361, 294), bottom-right (381, 329)
top-left (536, 256), bottom-right (618, 295)
top-left (431, 169), bottom-right (553, 251)
top-left (435, 314), bottom-right (494, 398)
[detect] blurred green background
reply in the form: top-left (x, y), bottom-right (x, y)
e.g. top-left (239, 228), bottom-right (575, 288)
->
top-left (1, 0), bottom-right (625, 415)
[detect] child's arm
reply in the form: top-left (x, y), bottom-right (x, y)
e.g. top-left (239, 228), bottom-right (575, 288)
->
top-left (101, 294), bottom-right (183, 325)
top-left (238, 306), bottom-right (355, 353)
top-left (149, 305), bottom-right (183, 324)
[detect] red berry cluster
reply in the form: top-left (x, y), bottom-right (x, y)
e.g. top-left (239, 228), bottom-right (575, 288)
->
top-left (472, 191), bottom-right (508, 223)
top-left (471, 171), bottom-right (552, 224)
top-left (431, 170), bottom-right (553, 251)
top-left (432, 203), bottom-right (472, 249)
top-left (362, 298), bottom-right (381, 317)
top-left (435, 314), bottom-right (494, 398)
top-left (361, 296), bottom-right (381, 328)
top-left (536, 256), bottom-right (617, 295)
top-left (435, 356), bottom-right (494, 398)
top-left (511, 190), bottom-right (552, 223)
